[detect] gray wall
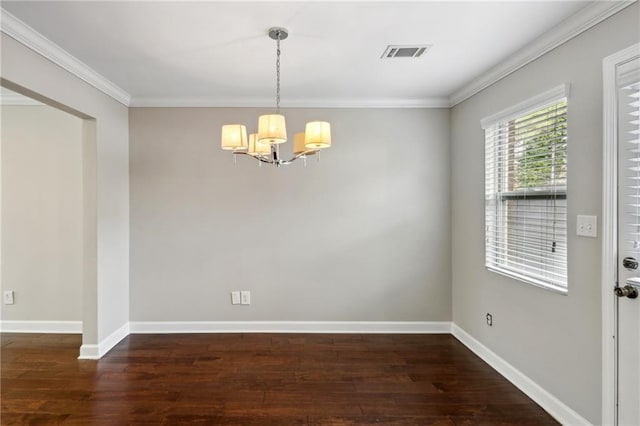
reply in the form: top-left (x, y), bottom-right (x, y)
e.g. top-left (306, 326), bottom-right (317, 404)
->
top-left (1, 105), bottom-right (82, 322)
top-left (450, 4), bottom-right (639, 424)
top-left (130, 107), bottom-right (451, 322)
top-left (1, 33), bottom-right (130, 346)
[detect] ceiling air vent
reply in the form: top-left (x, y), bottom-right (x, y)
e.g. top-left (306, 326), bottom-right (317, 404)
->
top-left (381, 45), bottom-right (431, 59)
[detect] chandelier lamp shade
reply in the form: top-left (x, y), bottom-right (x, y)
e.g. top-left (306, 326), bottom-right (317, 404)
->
top-left (220, 124), bottom-right (248, 150)
top-left (220, 27), bottom-right (331, 166)
top-left (258, 114), bottom-right (287, 145)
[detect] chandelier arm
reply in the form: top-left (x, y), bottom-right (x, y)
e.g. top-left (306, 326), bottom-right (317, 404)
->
top-left (232, 151), bottom-right (277, 164)
top-left (232, 150), bottom-right (319, 166)
top-left (277, 150), bottom-right (320, 165)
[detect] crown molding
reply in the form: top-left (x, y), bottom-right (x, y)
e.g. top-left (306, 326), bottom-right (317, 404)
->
top-left (0, 8), bottom-right (131, 106)
top-left (129, 96), bottom-right (451, 108)
top-left (449, 0), bottom-right (636, 107)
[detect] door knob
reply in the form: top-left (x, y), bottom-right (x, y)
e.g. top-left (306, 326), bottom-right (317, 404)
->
top-left (615, 285), bottom-right (639, 299)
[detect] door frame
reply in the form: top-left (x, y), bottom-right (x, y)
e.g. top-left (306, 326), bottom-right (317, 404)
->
top-left (602, 42), bottom-right (640, 426)
top-left (0, 78), bottom-right (98, 357)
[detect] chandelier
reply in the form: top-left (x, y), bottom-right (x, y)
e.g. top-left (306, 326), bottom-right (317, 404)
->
top-left (220, 27), bottom-right (331, 166)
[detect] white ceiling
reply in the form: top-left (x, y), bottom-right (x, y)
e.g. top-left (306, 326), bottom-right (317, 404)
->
top-left (2, 1), bottom-right (594, 106)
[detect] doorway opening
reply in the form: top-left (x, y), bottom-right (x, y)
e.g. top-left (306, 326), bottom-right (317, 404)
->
top-left (0, 80), bottom-right (97, 358)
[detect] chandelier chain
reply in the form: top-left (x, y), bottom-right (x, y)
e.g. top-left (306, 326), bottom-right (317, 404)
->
top-left (276, 34), bottom-right (281, 113)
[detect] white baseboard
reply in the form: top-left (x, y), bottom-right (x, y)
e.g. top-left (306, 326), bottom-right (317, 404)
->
top-left (78, 343), bottom-right (99, 359)
top-left (78, 321), bottom-right (129, 360)
top-left (0, 320), bottom-right (82, 333)
top-left (129, 321), bottom-right (452, 334)
top-left (451, 324), bottom-right (591, 426)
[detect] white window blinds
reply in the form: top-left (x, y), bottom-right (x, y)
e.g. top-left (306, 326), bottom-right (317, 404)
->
top-left (621, 74), bottom-right (640, 257)
top-left (483, 85), bottom-right (569, 293)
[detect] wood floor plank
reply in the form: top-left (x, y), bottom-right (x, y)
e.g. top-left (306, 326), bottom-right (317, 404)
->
top-left (1, 332), bottom-right (558, 424)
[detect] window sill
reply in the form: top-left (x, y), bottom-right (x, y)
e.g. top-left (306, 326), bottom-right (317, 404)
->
top-left (486, 265), bottom-right (568, 295)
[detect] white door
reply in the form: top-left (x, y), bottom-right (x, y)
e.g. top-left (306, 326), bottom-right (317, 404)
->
top-left (616, 54), bottom-right (640, 426)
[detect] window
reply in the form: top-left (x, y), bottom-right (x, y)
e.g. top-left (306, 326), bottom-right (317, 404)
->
top-left (482, 84), bottom-right (569, 293)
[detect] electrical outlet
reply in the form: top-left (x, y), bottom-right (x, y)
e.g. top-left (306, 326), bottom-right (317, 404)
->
top-left (240, 291), bottom-right (251, 305)
top-left (231, 291), bottom-right (241, 305)
top-left (486, 313), bottom-right (493, 326)
top-left (3, 290), bottom-right (14, 305)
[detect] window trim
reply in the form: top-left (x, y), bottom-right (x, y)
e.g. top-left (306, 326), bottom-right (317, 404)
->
top-left (481, 83), bottom-right (570, 130)
top-left (482, 84), bottom-right (570, 294)
top-left (486, 264), bottom-right (569, 295)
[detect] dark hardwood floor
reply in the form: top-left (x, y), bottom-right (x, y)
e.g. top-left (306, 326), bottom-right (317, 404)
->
top-left (1, 333), bottom-right (557, 425)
